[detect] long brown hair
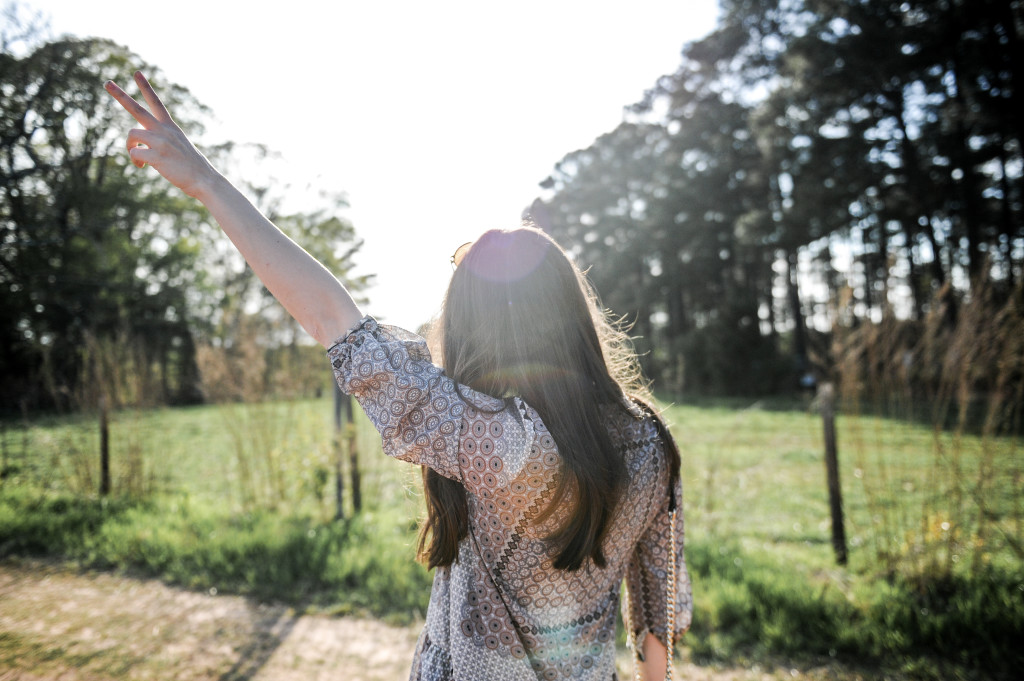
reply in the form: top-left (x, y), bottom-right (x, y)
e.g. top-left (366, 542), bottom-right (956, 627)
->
top-left (419, 225), bottom-right (678, 571)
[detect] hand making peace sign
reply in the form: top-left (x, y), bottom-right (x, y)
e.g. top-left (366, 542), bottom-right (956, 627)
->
top-left (105, 70), bottom-right (362, 347)
top-left (105, 71), bottom-right (219, 199)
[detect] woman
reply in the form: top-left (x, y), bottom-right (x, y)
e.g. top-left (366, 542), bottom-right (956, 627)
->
top-left (106, 72), bottom-right (691, 681)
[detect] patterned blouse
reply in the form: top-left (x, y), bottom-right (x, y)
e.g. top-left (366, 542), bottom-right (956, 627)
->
top-left (328, 317), bottom-right (692, 681)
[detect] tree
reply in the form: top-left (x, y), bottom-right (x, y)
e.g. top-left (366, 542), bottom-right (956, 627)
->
top-left (532, 0), bottom-right (1023, 396)
top-left (0, 25), bottom-right (219, 409)
top-left (536, 23), bottom-right (788, 395)
top-left (1, 13), bottom-right (371, 410)
top-left (752, 0), bottom-right (1024, 313)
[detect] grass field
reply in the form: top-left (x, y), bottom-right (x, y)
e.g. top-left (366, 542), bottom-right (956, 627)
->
top-left (1, 396), bottom-right (1021, 679)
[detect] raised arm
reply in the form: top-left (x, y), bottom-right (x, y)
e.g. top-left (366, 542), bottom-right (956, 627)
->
top-left (105, 72), bottom-right (363, 347)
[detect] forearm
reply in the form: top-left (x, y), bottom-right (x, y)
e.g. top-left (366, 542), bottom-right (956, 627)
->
top-left (639, 634), bottom-right (668, 680)
top-left (196, 171), bottom-right (363, 347)
top-left (105, 73), bottom-right (364, 347)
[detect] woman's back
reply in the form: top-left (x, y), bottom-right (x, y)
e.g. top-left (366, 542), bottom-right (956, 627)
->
top-left (330, 318), bottom-right (691, 680)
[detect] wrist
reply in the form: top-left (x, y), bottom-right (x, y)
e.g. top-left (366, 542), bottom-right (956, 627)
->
top-left (188, 164), bottom-right (230, 204)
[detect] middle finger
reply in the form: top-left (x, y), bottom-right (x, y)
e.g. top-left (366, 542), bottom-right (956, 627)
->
top-left (134, 72), bottom-right (173, 123)
top-left (105, 80), bottom-right (160, 129)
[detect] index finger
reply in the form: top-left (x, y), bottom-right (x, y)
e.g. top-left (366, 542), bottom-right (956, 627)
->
top-left (133, 71), bottom-right (174, 123)
top-left (104, 79), bottom-right (161, 129)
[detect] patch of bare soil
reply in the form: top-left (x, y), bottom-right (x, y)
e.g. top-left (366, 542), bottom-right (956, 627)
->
top-left (0, 559), bottom-right (419, 681)
top-left (0, 560), bottom-right (866, 681)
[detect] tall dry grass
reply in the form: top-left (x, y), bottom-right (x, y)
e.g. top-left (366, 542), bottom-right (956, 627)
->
top-left (830, 276), bottom-right (1023, 580)
top-left (37, 330), bottom-right (154, 498)
top-left (195, 314), bottom-right (334, 513)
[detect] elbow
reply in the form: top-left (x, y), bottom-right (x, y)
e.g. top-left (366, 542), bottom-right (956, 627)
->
top-left (294, 295), bottom-right (362, 348)
top-left (306, 319), bottom-right (334, 349)
top-left (306, 312), bottom-right (359, 349)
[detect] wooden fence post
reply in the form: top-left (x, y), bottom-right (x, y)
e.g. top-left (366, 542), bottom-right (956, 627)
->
top-left (1, 418), bottom-right (7, 485)
top-left (333, 384), bottom-right (345, 520)
top-left (819, 382), bottom-right (848, 565)
top-left (99, 396), bottom-right (110, 496)
top-left (344, 394), bottom-right (361, 513)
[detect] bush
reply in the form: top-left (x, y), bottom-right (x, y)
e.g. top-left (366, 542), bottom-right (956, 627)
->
top-left (685, 537), bottom-right (1023, 678)
top-left (0, 489), bottom-right (432, 622)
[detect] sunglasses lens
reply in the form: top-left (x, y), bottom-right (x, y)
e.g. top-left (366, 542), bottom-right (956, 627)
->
top-left (451, 242), bottom-right (473, 268)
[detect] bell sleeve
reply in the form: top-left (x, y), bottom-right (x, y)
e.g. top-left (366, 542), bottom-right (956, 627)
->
top-left (624, 476), bottom-right (692, 650)
top-left (327, 316), bottom-right (466, 481)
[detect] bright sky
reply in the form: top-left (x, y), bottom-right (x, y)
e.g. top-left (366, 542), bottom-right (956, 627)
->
top-left (30, 0), bottom-right (719, 331)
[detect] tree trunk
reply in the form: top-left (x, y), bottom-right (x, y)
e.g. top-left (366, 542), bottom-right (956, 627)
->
top-left (860, 228), bottom-right (876, 317)
top-left (991, 0), bottom-right (1024, 158)
top-left (947, 38), bottom-right (984, 284)
top-left (894, 95), bottom-right (941, 313)
top-left (997, 143), bottom-right (1017, 288)
top-left (924, 217), bottom-right (947, 289)
top-left (785, 249), bottom-right (809, 372)
top-left (905, 238), bottom-right (923, 321)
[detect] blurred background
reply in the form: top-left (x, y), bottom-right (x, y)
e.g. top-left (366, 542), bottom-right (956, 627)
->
top-left (1, 1), bottom-right (1021, 679)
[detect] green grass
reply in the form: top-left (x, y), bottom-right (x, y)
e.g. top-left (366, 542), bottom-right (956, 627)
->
top-left (0, 398), bottom-right (433, 623)
top-left (1, 397), bottom-right (1021, 678)
top-left (666, 400), bottom-right (1022, 679)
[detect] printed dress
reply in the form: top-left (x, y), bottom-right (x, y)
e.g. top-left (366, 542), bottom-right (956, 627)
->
top-left (328, 317), bottom-right (692, 681)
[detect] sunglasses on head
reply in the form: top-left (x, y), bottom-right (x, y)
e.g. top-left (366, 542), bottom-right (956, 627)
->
top-left (450, 242), bottom-right (473, 270)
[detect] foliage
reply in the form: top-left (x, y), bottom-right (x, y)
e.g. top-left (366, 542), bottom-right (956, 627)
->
top-left (0, 25), bottom-right (211, 409)
top-left (0, 8), bottom-right (371, 413)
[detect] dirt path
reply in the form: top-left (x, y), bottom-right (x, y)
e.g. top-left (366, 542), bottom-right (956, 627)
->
top-left (0, 559), bottom-right (420, 681)
top-left (0, 560), bottom-right (862, 681)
